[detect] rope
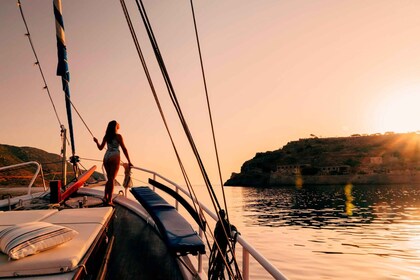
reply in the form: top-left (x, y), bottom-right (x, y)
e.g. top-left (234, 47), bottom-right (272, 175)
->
top-left (119, 0), bottom-right (204, 221)
top-left (18, 0), bottom-right (95, 155)
top-left (17, 0), bottom-right (62, 127)
top-left (17, 0), bottom-right (96, 185)
top-left (189, 0), bottom-right (231, 227)
top-left (208, 212), bottom-right (239, 280)
top-left (120, 0), bottom-right (220, 265)
top-left (65, 96), bottom-right (95, 138)
top-left (189, 2), bottom-right (241, 278)
top-left (79, 157), bottom-right (103, 163)
top-left (53, 0), bottom-right (95, 141)
top-left (133, 0), bottom-right (223, 213)
top-left (122, 1), bottom-right (241, 279)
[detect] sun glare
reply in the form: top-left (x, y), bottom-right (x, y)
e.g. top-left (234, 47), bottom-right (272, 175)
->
top-left (372, 89), bottom-right (420, 134)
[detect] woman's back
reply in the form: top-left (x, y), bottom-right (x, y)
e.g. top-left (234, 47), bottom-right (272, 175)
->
top-left (106, 136), bottom-right (120, 152)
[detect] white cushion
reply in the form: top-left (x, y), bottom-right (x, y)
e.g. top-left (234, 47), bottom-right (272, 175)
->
top-left (0, 207), bottom-right (112, 277)
top-left (0, 209), bottom-right (58, 226)
top-left (0, 222), bottom-right (78, 260)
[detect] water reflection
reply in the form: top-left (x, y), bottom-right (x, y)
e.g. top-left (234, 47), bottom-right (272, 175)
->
top-left (240, 184), bottom-right (420, 229)
top-left (344, 183), bottom-right (354, 216)
top-left (223, 185), bottom-right (420, 279)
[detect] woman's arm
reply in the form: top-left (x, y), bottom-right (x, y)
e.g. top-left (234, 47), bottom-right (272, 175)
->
top-left (117, 134), bottom-right (132, 166)
top-left (94, 137), bottom-right (106, 150)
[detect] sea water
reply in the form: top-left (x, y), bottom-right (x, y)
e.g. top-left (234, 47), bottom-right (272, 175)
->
top-left (216, 184), bottom-right (420, 279)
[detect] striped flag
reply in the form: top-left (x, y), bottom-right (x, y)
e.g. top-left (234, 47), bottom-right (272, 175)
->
top-left (53, 0), bottom-right (76, 156)
top-left (53, 0), bottom-right (69, 86)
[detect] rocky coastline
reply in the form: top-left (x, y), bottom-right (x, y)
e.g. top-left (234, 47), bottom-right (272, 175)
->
top-left (225, 133), bottom-right (420, 187)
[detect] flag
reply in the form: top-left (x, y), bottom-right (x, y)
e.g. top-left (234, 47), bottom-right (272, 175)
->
top-left (53, 0), bottom-right (69, 86)
top-left (54, 0), bottom-right (75, 156)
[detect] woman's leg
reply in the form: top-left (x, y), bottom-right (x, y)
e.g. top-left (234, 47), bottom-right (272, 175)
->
top-left (104, 154), bottom-right (120, 204)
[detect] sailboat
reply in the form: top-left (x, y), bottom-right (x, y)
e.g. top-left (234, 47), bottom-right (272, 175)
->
top-left (0, 1), bottom-right (288, 279)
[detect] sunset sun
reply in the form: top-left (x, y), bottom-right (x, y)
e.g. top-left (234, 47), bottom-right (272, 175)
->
top-left (372, 89), bottom-right (420, 134)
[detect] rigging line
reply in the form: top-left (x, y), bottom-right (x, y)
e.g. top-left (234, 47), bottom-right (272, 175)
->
top-left (18, 0), bottom-right (94, 146)
top-left (133, 0), bottom-right (239, 264)
top-left (133, 2), bottom-right (241, 278)
top-left (65, 95), bottom-right (95, 138)
top-left (119, 4), bottom-right (228, 265)
top-left (119, 0), bottom-right (202, 216)
top-left (119, 0), bottom-right (224, 267)
top-left (132, 12), bottom-right (239, 270)
top-left (120, 0), bottom-right (210, 227)
top-left (79, 157), bottom-right (103, 163)
top-left (57, 90), bottom-right (95, 139)
top-left (189, 0), bottom-right (230, 220)
top-left (120, 1), bottom-right (199, 208)
top-left (135, 0), bottom-right (223, 214)
top-left (189, 3), bottom-right (241, 277)
top-left (17, 0), bottom-right (62, 127)
top-left (134, 0), bottom-right (224, 236)
top-left (77, 161), bottom-right (88, 174)
top-left (53, 0), bottom-right (94, 141)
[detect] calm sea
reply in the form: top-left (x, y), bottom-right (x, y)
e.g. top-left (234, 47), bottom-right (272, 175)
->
top-left (216, 184), bottom-right (420, 279)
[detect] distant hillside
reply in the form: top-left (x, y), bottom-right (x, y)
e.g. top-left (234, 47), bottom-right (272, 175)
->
top-left (225, 133), bottom-right (420, 186)
top-left (0, 144), bottom-right (104, 187)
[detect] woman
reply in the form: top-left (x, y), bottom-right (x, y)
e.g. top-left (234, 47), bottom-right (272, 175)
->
top-left (94, 120), bottom-right (132, 205)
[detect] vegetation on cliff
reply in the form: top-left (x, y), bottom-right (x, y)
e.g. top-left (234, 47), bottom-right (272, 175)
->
top-left (225, 132), bottom-right (420, 186)
top-left (0, 144), bottom-right (104, 187)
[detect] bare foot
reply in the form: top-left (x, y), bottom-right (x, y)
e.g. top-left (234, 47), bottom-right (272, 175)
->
top-left (106, 201), bottom-right (115, 207)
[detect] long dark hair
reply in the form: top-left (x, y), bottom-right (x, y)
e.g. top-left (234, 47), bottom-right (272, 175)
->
top-left (104, 120), bottom-right (117, 141)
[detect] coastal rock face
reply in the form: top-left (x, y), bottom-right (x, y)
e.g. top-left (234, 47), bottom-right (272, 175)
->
top-left (225, 133), bottom-right (420, 187)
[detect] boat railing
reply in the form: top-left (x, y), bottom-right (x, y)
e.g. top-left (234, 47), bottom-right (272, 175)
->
top-left (0, 161), bottom-right (47, 195)
top-left (129, 166), bottom-right (288, 280)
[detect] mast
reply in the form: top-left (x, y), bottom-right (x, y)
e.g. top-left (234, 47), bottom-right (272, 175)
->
top-left (54, 0), bottom-right (79, 174)
top-left (60, 125), bottom-right (67, 186)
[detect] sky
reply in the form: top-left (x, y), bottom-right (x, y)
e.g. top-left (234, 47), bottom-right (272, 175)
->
top-left (1, 0), bottom-right (420, 185)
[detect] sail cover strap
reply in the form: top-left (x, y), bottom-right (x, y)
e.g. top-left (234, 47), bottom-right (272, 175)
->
top-left (54, 0), bottom-right (76, 156)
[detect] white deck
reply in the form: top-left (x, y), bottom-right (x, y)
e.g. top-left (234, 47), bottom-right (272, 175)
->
top-left (0, 207), bottom-right (113, 278)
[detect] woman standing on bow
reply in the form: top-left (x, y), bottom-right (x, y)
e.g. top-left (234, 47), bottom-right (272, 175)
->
top-left (94, 120), bottom-right (132, 205)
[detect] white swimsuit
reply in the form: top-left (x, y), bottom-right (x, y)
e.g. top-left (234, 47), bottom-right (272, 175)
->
top-left (104, 137), bottom-right (120, 162)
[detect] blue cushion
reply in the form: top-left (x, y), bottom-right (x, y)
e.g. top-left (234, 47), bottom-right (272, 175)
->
top-left (131, 187), bottom-right (205, 255)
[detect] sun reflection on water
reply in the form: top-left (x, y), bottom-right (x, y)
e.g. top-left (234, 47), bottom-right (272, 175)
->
top-left (224, 184), bottom-right (420, 279)
top-left (344, 183), bottom-right (354, 216)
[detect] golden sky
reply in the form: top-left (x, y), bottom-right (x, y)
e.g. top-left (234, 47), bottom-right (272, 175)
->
top-left (1, 0), bottom-right (420, 184)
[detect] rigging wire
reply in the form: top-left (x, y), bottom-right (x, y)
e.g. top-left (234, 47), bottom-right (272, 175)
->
top-left (189, 3), bottom-right (242, 278)
top-left (18, 0), bottom-right (107, 184)
top-left (119, 0), bottom-right (206, 214)
top-left (64, 95), bottom-right (95, 138)
top-left (17, 0), bottom-right (62, 127)
top-left (118, 3), bottom-right (215, 254)
top-left (189, 0), bottom-right (230, 226)
top-left (119, 1), bottom-right (240, 278)
top-left (17, 0), bottom-right (72, 172)
top-left (79, 157), bottom-right (103, 163)
top-left (17, 0), bottom-right (95, 151)
top-left (134, 0), bottom-right (223, 214)
top-left (118, 0), bottom-right (201, 215)
top-left (20, 0), bottom-right (95, 140)
top-left (122, 0), bottom-right (242, 278)
top-left (128, 0), bottom-right (221, 224)
top-left (119, 0), bottom-right (227, 273)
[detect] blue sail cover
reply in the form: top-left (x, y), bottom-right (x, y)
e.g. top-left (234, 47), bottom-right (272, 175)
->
top-left (54, 0), bottom-right (75, 155)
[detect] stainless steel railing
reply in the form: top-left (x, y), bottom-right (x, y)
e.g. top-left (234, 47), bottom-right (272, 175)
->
top-left (129, 166), bottom-right (288, 280)
top-left (0, 161), bottom-right (47, 195)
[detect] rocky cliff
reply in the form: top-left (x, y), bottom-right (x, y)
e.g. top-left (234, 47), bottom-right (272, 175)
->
top-left (0, 144), bottom-right (104, 187)
top-left (225, 132), bottom-right (420, 187)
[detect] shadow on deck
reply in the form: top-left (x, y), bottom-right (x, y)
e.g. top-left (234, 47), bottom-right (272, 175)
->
top-left (107, 205), bottom-right (184, 280)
